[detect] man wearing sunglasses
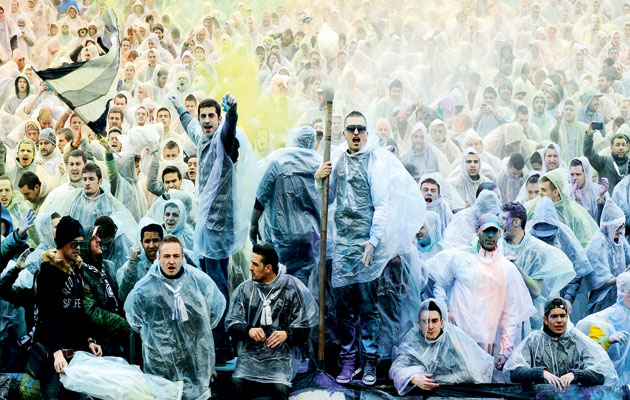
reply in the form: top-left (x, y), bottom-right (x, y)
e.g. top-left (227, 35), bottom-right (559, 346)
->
top-left (315, 111), bottom-right (425, 386)
top-left (35, 216), bottom-right (102, 399)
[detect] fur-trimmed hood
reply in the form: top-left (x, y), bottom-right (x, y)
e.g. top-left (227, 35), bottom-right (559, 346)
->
top-left (41, 249), bottom-right (82, 275)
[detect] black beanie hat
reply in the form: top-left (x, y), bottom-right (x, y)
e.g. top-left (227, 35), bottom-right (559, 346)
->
top-left (54, 216), bottom-right (85, 249)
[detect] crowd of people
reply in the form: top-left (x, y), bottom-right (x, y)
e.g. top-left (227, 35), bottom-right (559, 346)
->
top-left (2, 0), bottom-right (630, 399)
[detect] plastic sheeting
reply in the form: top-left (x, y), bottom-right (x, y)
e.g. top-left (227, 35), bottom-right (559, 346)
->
top-left (389, 298), bottom-right (493, 396)
top-left (442, 190), bottom-right (501, 248)
top-left (524, 169), bottom-right (599, 248)
top-left (60, 351), bottom-right (183, 400)
top-left (503, 233), bottom-right (575, 330)
top-left (225, 270), bottom-right (317, 386)
top-left (158, 199), bottom-right (194, 250)
top-left (504, 324), bottom-right (619, 386)
top-left (427, 242), bottom-right (536, 355)
top-left (327, 131), bottom-right (425, 288)
top-left (585, 199), bottom-right (630, 314)
top-left (124, 262), bottom-right (226, 400)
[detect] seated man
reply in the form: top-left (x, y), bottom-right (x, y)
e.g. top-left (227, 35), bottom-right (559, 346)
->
top-left (389, 298), bottom-right (493, 395)
top-left (577, 272), bottom-right (630, 384)
top-left (506, 297), bottom-right (617, 389)
top-left (227, 244), bottom-right (317, 400)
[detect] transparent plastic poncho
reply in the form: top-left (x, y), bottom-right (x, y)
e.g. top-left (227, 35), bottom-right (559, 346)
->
top-left (611, 176), bottom-right (630, 239)
top-left (182, 110), bottom-right (257, 260)
top-left (504, 323), bottom-right (618, 385)
top-left (389, 298), bottom-right (494, 395)
top-left (51, 188), bottom-right (138, 241)
top-left (419, 172), bottom-right (462, 230)
top-left (112, 152), bottom-right (148, 222)
top-left (576, 273), bottom-right (630, 384)
top-left (60, 351), bottom-right (183, 400)
top-left (225, 270), bottom-right (317, 386)
top-left (326, 131), bottom-right (426, 287)
top-left (442, 190), bottom-right (502, 248)
top-left (427, 240), bottom-right (536, 355)
top-left (417, 211), bottom-right (450, 261)
top-left (503, 233), bottom-right (576, 331)
top-left (585, 199), bottom-right (630, 313)
top-left (124, 262), bottom-right (226, 400)
top-left (399, 122), bottom-right (452, 180)
top-left (255, 127), bottom-right (322, 283)
top-left (524, 169), bottom-right (599, 248)
top-left (158, 199), bottom-right (194, 250)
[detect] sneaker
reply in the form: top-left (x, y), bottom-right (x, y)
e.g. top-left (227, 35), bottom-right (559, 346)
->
top-left (336, 360), bottom-right (362, 384)
top-left (362, 362), bottom-right (377, 386)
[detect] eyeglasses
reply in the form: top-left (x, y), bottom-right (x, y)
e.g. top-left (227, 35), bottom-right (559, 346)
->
top-left (345, 125), bottom-right (367, 134)
top-left (69, 240), bottom-right (85, 249)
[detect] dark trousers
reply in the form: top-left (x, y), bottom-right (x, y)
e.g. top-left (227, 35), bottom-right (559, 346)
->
top-left (40, 358), bottom-right (87, 400)
top-left (200, 257), bottom-right (232, 360)
top-left (333, 279), bottom-right (380, 363)
top-left (232, 377), bottom-right (289, 400)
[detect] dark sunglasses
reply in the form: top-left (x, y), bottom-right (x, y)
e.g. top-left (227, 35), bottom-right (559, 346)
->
top-left (345, 125), bottom-right (367, 134)
top-left (70, 240), bottom-right (85, 249)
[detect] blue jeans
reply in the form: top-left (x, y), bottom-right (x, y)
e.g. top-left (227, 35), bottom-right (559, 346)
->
top-left (40, 358), bottom-right (87, 400)
top-left (333, 279), bottom-right (380, 363)
top-left (200, 257), bottom-right (232, 359)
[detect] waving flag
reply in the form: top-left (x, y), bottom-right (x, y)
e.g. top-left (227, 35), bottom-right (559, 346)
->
top-left (35, 9), bottom-right (120, 136)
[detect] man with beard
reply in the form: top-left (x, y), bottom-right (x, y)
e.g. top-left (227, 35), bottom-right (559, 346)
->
top-left (584, 122), bottom-right (629, 195)
top-left (80, 226), bottom-right (128, 357)
top-left (427, 213), bottom-right (535, 370)
top-left (227, 244), bottom-right (317, 400)
top-left (36, 128), bottom-right (64, 180)
top-left (40, 150), bottom-right (87, 211)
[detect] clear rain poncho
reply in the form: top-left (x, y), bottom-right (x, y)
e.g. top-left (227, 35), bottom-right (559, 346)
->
top-left (447, 147), bottom-right (491, 206)
top-left (526, 196), bottom-right (595, 322)
top-left (158, 199), bottom-right (194, 250)
top-left (49, 188), bottom-right (138, 241)
top-left (417, 211), bottom-right (449, 261)
top-left (569, 157), bottom-right (606, 222)
top-left (503, 233), bottom-right (576, 331)
top-left (585, 199), bottom-right (630, 314)
top-left (399, 122), bottom-right (452, 180)
top-left (525, 169), bottom-right (599, 248)
top-left (186, 118), bottom-right (257, 260)
top-left (59, 351), bottom-right (183, 400)
top-left (419, 172), bottom-right (463, 229)
top-left (504, 323), bottom-right (618, 385)
top-left (124, 261), bottom-right (226, 400)
top-left (576, 273), bottom-right (630, 384)
top-left (389, 299), bottom-right (494, 395)
top-left (427, 240), bottom-right (536, 356)
top-left (112, 152), bottom-right (148, 222)
top-left (225, 270), bottom-right (317, 386)
top-left (326, 129), bottom-right (426, 287)
top-left (256, 126), bottom-right (322, 284)
top-left (442, 190), bottom-right (502, 248)
top-left (611, 176), bottom-right (630, 240)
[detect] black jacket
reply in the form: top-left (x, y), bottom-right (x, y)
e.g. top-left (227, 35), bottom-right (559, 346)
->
top-left (34, 250), bottom-right (91, 354)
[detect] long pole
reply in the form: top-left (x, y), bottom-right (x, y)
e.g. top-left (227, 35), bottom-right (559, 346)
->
top-left (318, 100), bottom-right (333, 363)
